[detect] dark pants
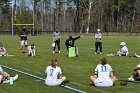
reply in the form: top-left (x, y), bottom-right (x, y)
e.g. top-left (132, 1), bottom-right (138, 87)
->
top-left (53, 39), bottom-right (60, 51)
top-left (95, 42), bottom-right (102, 53)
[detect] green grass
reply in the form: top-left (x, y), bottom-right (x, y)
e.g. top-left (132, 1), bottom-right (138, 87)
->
top-left (0, 35), bottom-right (140, 93)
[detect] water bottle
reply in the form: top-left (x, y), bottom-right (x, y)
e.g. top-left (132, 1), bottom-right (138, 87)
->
top-left (10, 77), bottom-right (13, 85)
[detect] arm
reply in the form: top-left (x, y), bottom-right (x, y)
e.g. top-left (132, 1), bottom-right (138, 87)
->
top-left (65, 40), bottom-right (68, 46)
top-left (58, 73), bottom-right (62, 79)
top-left (58, 67), bottom-right (62, 79)
top-left (73, 36), bottom-right (81, 40)
top-left (110, 72), bottom-right (114, 78)
top-left (0, 71), bottom-right (10, 79)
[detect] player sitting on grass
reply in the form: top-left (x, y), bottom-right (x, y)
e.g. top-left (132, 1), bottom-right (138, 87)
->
top-left (128, 63), bottom-right (140, 81)
top-left (27, 43), bottom-right (35, 56)
top-left (90, 58), bottom-right (116, 87)
top-left (116, 42), bottom-right (129, 56)
top-left (0, 43), bottom-right (8, 56)
top-left (45, 58), bottom-right (69, 86)
top-left (0, 66), bottom-right (18, 84)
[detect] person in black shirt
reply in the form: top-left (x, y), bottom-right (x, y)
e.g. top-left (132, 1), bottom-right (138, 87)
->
top-left (65, 34), bottom-right (83, 56)
top-left (19, 26), bottom-right (28, 54)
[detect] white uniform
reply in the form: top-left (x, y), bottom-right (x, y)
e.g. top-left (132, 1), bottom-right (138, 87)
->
top-left (94, 64), bottom-right (113, 87)
top-left (0, 47), bottom-right (6, 55)
top-left (120, 46), bottom-right (129, 56)
top-left (0, 66), bottom-right (3, 72)
top-left (27, 45), bottom-right (35, 56)
top-left (45, 66), bottom-right (62, 86)
top-left (0, 66), bottom-right (3, 83)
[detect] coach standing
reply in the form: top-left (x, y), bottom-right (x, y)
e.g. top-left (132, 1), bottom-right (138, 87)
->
top-left (19, 26), bottom-right (28, 54)
top-left (53, 29), bottom-right (61, 53)
top-left (95, 29), bottom-right (102, 54)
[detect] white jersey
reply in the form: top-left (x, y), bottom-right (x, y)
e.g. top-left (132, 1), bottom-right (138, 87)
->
top-left (120, 46), bottom-right (129, 56)
top-left (45, 66), bottom-right (62, 80)
top-left (94, 64), bottom-right (113, 87)
top-left (53, 31), bottom-right (61, 42)
top-left (95, 64), bottom-right (112, 81)
top-left (0, 66), bottom-right (3, 72)
top-left (0, 47), bottom-right (6, 52)
top-left (45, 66), bottom-right (62, 86)
top-left (95, 32), bottom-right (102, 42)
top-left (27, 45), bottom-right (35, 56)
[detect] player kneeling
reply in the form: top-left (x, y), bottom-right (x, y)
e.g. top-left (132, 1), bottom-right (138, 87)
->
top-left (90, 58), bottom-right (116, 87)
top-left (0, 66), bottom-right (18, 84)
top-left (45, 58), bottom-right (69, 86)
top-left (27, 44), bottom-right (35, 56)
top-left (0, 43), bottom-right (8, 56)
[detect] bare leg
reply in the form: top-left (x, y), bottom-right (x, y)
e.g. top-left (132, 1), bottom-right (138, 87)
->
top-left (20, 46), bottom-right (23, 54)
top-left (0, 75), bottom-right (3, 83)
top-left (90, 75), bottom-right (97, 83)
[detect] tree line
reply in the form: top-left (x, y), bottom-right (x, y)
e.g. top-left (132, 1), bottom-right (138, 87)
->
top-left (0, 0), bottom-right (140, 33)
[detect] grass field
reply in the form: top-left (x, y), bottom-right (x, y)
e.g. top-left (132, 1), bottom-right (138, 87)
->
top-left (0, 35), bottom-right (140, 93)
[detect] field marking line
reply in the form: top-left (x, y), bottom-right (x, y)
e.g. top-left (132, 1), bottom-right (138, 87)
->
top-left (13, 65), bottom-right (87, 87)
top-left (1, 65), bottom-right (86, 93)
top-left (70, 82), bottom-right (86, 87)
top-left (95, 89), bottom-right (111, 93)
top-left (22, 67), bottom-right (32, 71)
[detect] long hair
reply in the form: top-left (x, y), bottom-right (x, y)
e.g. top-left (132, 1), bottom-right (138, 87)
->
top-left (101, 58), bottom-right (107, 65)
top-left (51, 58), bottom-right (57, 68)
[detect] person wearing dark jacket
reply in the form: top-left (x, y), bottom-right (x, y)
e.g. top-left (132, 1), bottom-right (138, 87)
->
top-left (65, 34), bottom-right (83, 56)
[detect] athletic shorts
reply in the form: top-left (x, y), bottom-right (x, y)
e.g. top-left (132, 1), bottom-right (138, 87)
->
top-left (21, 40), bottom-right (27, 46)
top-left (45, 79), bottom-right (62, 86)
top-left (95, 78), bottom-right (113, 87)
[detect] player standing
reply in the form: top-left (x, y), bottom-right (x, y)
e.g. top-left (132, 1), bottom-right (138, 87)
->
top-left (95, 29), bottom-right (102, 54)
top-left (53, 30), bottom-right (61, 53)
top-left (19, 26), bottom-right (28, 54)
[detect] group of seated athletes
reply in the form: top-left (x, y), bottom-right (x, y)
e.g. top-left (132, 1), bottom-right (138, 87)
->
top-left (0, 40), bottom-right (140, 87)
top-left (1, 57), bottom-right (140, 87)
top-left (0, 43), bottom-right (35, 57)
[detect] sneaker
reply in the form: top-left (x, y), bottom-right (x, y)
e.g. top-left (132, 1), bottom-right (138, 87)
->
top-left (13, 74), bottom-right (18, 81)
top-left (53, 51), bottom-right (55, 54)
top-left (100, 52), bottom-right (102, 54)
top-left (95, 52), bottom-right (97, 54)
top-left (3, 74), bottom-right (18, 84)
top-left (58, 51), bottom-right (60, 54)
top-left (128, 77), bottom-right (135, 81)
top-left (3, 80), bottom-right (10, 83)
top-left (135, 53), bottom-right (140, 58)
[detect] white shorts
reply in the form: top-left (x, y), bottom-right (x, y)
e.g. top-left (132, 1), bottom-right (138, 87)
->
top-left (21, 40), bottom-right (27, 46)
top-left (95, 78), bottom-right (113, 87)
top-left (45, 79), bottom-right (62, 86)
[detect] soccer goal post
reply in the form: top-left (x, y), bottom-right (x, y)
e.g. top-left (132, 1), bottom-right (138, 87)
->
top-left (11, 0), bottom-right (35, 35)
